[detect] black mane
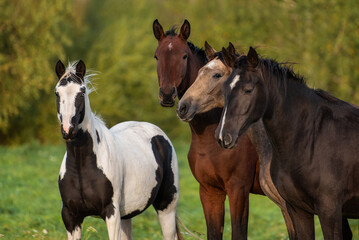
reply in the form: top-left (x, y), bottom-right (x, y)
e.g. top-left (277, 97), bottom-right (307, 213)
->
top-left (187, 42), bottom-right (207, 64)
top-left (165, 26), bottom-right (178, 36)
top-left (259, 57), bottom-right (306, 85)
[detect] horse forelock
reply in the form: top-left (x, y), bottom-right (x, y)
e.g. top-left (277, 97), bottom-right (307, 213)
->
top-left (58, 61), bottom-right (97, 95)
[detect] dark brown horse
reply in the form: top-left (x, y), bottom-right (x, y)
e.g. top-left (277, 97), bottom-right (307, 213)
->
top-left (153, 19), bottom-right (264, 239)
top-left (216, 47), bottom-right (359, 239)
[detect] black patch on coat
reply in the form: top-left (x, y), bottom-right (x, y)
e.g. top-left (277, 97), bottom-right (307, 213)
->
top-left (96, 130), bottom-right (100, 143)
top-left (151, 135), bottom-right (177, 211)
top-left (58, 129), bottom-right (114, 233)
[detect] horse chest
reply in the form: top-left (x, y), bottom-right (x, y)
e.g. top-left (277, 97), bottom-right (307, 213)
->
top-left (59, 147), bottom-right (114, 217)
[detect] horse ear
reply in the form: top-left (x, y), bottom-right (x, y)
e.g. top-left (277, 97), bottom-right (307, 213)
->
top-left (247, 47), bottom-right (258, 67)
top-left (227, 42), bottom-right (236, 56)
top-left (76, 60), bottom-right (86, 80)
top-left (153, 19), bottom-right (164, 41)
top-left (204, 41), bottom-right (217, 60)
top-left (55, 60), bottom-right (66, 79)
top-left (222, 47), bottom-right (235, 68)
top-left (179, 19), bottom-right (190, 40)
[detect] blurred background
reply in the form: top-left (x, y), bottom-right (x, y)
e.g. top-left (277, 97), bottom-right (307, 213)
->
top-left (1, 0), bottom-right (359, 145)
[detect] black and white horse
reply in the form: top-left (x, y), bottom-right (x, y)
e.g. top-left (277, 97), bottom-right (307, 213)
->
top-left (55, 60), bottom-right (182, 240)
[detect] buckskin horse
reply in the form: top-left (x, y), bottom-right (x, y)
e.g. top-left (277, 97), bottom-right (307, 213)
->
top-left (55, 60), bottom-right (182, 240)
top-left (216, 47), bottom-right (359, 239)
top-left (177, 42), bottom-right (296, 238)
top-left (153, 19), bottom-right (264, 239)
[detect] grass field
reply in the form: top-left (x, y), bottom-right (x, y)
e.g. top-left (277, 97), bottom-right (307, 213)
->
top-left (0, 141), bottom-right (358, 239)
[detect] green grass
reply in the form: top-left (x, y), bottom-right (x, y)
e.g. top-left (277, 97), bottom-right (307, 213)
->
top-left (0, 141), bottom-right (358, 239)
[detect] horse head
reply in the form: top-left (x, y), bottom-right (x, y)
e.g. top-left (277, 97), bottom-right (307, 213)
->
top-left (55, 60), bottom-right (87, 140)
top-left (216, 47), bottom-right (268, 149)
top-left (153, 19), bottom-right (192, 107)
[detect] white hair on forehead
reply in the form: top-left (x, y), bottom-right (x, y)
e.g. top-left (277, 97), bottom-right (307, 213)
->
top-left (61, 60), bottom-right (98, 95)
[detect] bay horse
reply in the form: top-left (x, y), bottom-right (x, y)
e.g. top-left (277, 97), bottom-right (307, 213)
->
top-left (55, 60), bottom-right (182, 240)
top-left (153, 19), bottom-right (264, 240)
top-left (177, 42), bottom-right (296, 238)
top-left (216, 47), bottom-right (359, 239)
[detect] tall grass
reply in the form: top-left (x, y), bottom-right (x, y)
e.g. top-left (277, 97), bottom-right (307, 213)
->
top-left (0, 141), bottom-right (358, 239)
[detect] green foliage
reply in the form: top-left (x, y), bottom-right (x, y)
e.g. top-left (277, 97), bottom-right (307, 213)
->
top-left (0, 142), bottom-right (358, 239)
top-left (0, 0), bottom-right (77, 144)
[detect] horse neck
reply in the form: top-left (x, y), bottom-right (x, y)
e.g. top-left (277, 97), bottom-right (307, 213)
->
top-left (177, 47), bottom-right (206, 99)
top-left (66, 97), bottom-right (103, 157)
top-left (261, 67), bottom-right (317, 157)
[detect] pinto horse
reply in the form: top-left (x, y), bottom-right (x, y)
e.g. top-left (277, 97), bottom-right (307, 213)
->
top-left (153, 19), bottom-right (263, 240)
top-left (55, 60), bottom-right (182, 240)
top-left (177, 42), bottom-right (296, 238)
top-left (216, 47), bottom-right (359, 239)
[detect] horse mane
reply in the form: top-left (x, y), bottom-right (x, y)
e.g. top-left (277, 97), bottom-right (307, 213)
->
top-left (165, 26), bottom-right (178, 36)
top-left (314, 89), bottom-right (341, 103)
top-left (165, 26), bottom-right (207, 64)
top-left (187, 42), bottom-right (207, 64)
top-left (259, 57), bottom-right (306, 85)
top-left (64, 61), bottom-right (97, 95)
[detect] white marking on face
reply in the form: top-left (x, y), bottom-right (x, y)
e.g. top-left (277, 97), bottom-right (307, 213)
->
top-left (230, 75), bottom-right (240, 90)
top-left (206, 60), bottom-right (217, 69)
top-left (218, 106), bottom-right (227, 141)
top-left (168, 42), bottom-right (173, 51)
top-left (56, 82), bottom-right (83, 133)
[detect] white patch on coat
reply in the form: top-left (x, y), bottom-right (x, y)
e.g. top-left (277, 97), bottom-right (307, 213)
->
top-left (230, 75), bottom-right (240, 90)
top-left (218, 107), bottom-right (228, 141)
top-left (67, 226), bottom-right (81, 239)
top-left (168, 42), bottom-right (173, 51)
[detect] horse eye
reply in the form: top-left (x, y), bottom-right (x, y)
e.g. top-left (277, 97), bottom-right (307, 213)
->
top-left (243, 87), bottom-right (254, 94)
top-left (183, 54), bottom-right (188, 60)
top-left (154, 55), bottom-right (158, 60)
top-left (55, 92), bottom-right (59, 97)
top-left (213, 73), bottom-right (222, 79)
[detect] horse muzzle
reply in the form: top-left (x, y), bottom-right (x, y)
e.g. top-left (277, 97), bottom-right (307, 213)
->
top-left (176, 99), bottom-right (196, 122)
top-left (61, 125), bottom-right (78, 141)
top-left (159, 87), bottom-right (177, 107)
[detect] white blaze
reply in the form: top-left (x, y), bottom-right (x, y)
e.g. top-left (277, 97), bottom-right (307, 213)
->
top-left (230, 75), bottom-right (240, 90)
top-left (218, 106), bottom-right (227, 141)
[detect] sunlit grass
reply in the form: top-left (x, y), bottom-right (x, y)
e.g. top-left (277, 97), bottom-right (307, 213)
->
top-left (0, 141), bottom-right (358, 239)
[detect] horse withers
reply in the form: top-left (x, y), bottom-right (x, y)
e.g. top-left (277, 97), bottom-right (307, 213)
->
top-left (216, 47), bottom-right (359, 239)
top-left (55, 60), bottom-right (182, 240)
top-left (154, 19), bottom-right (263, 240)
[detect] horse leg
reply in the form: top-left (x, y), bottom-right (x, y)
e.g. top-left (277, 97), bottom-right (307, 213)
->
top-left (106, 203), bottom-right (121, 240)
top-left (317, 206), bottom-right (343, 240)
top-left (155, 205), bottom-right (178, 240)
top-left (286, 203), bottom-right (314, 240)
top-left (153, 187), bottom-right (180, 240)
top-left (120, 219), bottom-right (132, 240)
top-left (61, 206), bottom-right (83, 240)
top-left (200, 184), bottom-right (226, 240)
top-left (342, 218), bottom-right (352, 240)
top-left (227, 185), bottom-right (250, 240)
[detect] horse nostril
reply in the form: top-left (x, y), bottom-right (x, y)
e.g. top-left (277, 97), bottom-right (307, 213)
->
top-left (224, 133), bottom-right (232, 147)
top-left (179, 104), bottom-right (187, 116)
